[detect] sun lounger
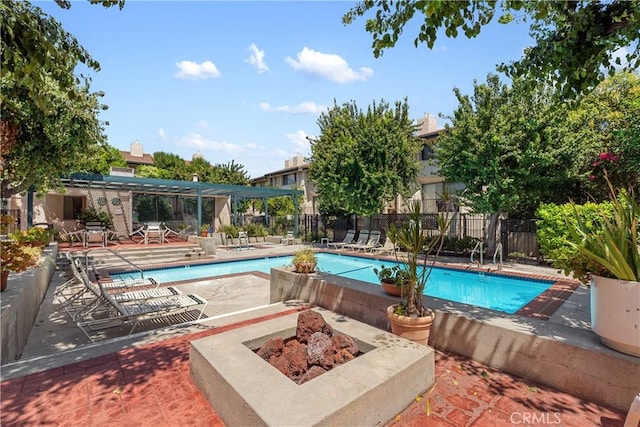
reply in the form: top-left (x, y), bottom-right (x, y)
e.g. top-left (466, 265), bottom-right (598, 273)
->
top-left (327, 229), bottom-right (356, 249)
top-left (76, 280), bottom-right (207, 341)
top-left (349, 230), bottom-right (381, 252)
top-left (342, 230), bottom-right (370, 251)
top-left (63, 254), bottom-right (179, 323)
top-left (369, 236), bottom-right (397, 255)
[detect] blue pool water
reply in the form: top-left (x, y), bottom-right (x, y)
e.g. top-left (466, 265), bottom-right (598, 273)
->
top-left (111, 253), bottom-right (553, 314)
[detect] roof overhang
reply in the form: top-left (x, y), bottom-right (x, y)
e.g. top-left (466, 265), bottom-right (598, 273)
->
top-left (62, 174), bottom-right (303, 199)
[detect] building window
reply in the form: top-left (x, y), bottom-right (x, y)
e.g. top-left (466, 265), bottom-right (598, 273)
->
top-left (421, 145), bottom-right (435, 161)
top-left (282, 173), bottom-right (296, 186)
top-left (63, 196), bottom-right (84, 220)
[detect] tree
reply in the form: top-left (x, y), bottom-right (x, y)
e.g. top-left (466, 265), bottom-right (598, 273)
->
top-left (561, 72), bottom-right (640, 198)
top-left (0, 0), bottom-right (123, 197)
top-left (343, 1), bottom-right (640, 98)
top-left (214, 160), bottom-right (250, 185)
top-left (82, 144), bottom-right (128, 175)
top-left (308, 98), bottom-right (421, 216)
top-left (435, 74), bottom-right (582, 251)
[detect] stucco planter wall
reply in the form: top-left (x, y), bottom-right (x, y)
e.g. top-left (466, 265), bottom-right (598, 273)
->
top-left (1, 243), bottom-right (58, 365)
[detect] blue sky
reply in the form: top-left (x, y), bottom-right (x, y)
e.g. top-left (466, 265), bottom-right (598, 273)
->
top-left (37, 1), bottom-right (534, 179)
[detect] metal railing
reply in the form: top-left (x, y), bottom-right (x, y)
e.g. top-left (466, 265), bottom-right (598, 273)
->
top-left (83, 247), bottom-right (145, 279)
top-left (493, 243), bottom-right (503, 270)
top-left (470, 241), bottom-right (483, 266)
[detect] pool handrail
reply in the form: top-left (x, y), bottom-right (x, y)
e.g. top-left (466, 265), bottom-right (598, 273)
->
top-left (83, 247), bottom-right (145, 279)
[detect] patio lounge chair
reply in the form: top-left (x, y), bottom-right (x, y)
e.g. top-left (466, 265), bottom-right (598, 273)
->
top-left (349, 230), bottom-right (381, 252)
top-left (369, 236), bottom-right (397, 255)
top-left (64, 254), bottom-right (180, 323)
top-left (76, 280), bottom-right (207, 341)
top-left (327, 230), bottom-right (356, 249)
top-left (341, 230), bottom-right (370, 251)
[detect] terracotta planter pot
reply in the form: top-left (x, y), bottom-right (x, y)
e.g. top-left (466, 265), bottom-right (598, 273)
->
top-left (200, 231), bottom-right (209, 237)
top-left (381, 281), bottom-right (403, 296)
top-left (590, 275), bottom-right (640, 357)
top-left (1, 271), bottom-right (9, 292)
top-left (387, 305), bottom-right (435, 346)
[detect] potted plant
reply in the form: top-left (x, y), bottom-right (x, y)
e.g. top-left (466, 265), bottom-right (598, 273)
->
top-left (386, 199), bottom-right (453, 345)
top-left (9, 227), bottom-right (52, 247)
top-left (200, 224), bottom-right (210, 237)
top-left (373, 264), bottom-right (409, 296)
top-left (0, 239), bottom-right (43, 291)
top-left (561, 176), bottom-right (639, 357)
top-left (291, 248), bottom-right (317, 274)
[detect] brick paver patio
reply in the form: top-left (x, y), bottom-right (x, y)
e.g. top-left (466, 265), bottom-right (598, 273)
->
top-left (0, 306), bottom-right (626, 427)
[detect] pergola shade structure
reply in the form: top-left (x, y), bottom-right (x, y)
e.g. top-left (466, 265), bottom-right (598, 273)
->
top-left (49, 174), bottom-right (304, 235)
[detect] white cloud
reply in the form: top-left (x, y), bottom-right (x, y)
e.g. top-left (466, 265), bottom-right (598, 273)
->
top-left (259, 101), bottom-right (326, 115)
top-left (174, 60), bottom-right (221, 80)
top-left (285, 47), bottom-right (373, 83)
top-left (196, 120), bottom-right (208, 129)
top-left (176, 133), bottom-right (245, 155)
top-left (286, 130), bottom-right (312, 153)
top-left (157, 128), bottom-right (166, 141)
top-left (246, 43), bottom-right (269, 74)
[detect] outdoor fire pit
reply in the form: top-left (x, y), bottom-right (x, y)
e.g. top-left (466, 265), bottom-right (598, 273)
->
top-left (190, 308), bottom-right (435, 426)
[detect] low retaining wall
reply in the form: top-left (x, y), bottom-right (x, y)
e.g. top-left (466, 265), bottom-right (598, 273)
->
top-left (1, 243), bottom-right (58, 365)
top-left (270, 267), bottom-right (640, 413)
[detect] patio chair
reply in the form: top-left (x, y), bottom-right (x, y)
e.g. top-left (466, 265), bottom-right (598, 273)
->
top-left (76, 279), bottom-right (207, 341)
top-left (341, 230), bottom-right (370, 251)
top-left (350, 230), bottom-right (381, 252)
top-left (85, 223), bottom-right (106, 247)
top-left (327, 230), bottom-right (356, 250)
top-left (281, 231), bottom-right (295, 245)
top-left (143, 222), bottom-right (165, 245)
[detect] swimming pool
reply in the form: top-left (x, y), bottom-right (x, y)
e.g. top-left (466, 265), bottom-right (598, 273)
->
top-left (111, 253), bottom-right (553, 314)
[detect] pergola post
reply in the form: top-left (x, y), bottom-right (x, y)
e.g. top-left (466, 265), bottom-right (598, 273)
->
top-left (196, 186), bottom-right (202, 229)
top-left (293, 194), bottom-right (299, 237)
top-left (263, 197), bottom-right (268, 228)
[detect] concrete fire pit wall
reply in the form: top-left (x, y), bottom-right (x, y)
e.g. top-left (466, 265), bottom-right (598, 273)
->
top-left (270, 267), bottom-right (639, 412)
top-left (1, 243), bottom-right (58, 365)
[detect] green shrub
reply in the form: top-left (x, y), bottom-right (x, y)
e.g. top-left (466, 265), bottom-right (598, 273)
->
top-left (244, 223), bottom-right (267, 238)
top-left (77, 207), bottom-right (113, 229)
top-left (536, 201), bottom-right (613, 274)
top-left (219, 224), bottom-right (239, 238)
top-left (441, 236), bottom-right (480, 255)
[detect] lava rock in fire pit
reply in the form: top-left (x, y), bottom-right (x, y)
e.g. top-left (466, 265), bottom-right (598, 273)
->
top-left (256, 309), bottom-right (359, 384)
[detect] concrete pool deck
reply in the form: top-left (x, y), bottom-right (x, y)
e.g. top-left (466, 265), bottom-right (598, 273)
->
top-left (0, 242), bottom-right (635, 426)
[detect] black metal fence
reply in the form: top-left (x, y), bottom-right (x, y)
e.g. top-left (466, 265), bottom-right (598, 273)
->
top-left (292, 214), bottom-right (539, 263)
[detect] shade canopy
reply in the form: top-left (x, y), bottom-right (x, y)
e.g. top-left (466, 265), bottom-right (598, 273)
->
top-left (62, 173), bottom-right (303, 199)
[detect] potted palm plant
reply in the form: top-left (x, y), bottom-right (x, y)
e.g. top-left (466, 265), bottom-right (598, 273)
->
top-left (386, 199), bottom-right (452, 345)
top-left (562, 176), bottom-right (639, 357)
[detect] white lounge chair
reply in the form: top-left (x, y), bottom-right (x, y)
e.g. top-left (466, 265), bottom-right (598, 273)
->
top-left (342, 230), bottom-right (370, 251)
top-left (76, 280), bottom-right (207, 341)
top-left (369, 236), bottom-right (397, 255)
top-left (64, 254), bottom-right (180, 323)
top-left (350, 230), bottom-right (381, 252)
top-left (327, 230), bottom-right (356, 249)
